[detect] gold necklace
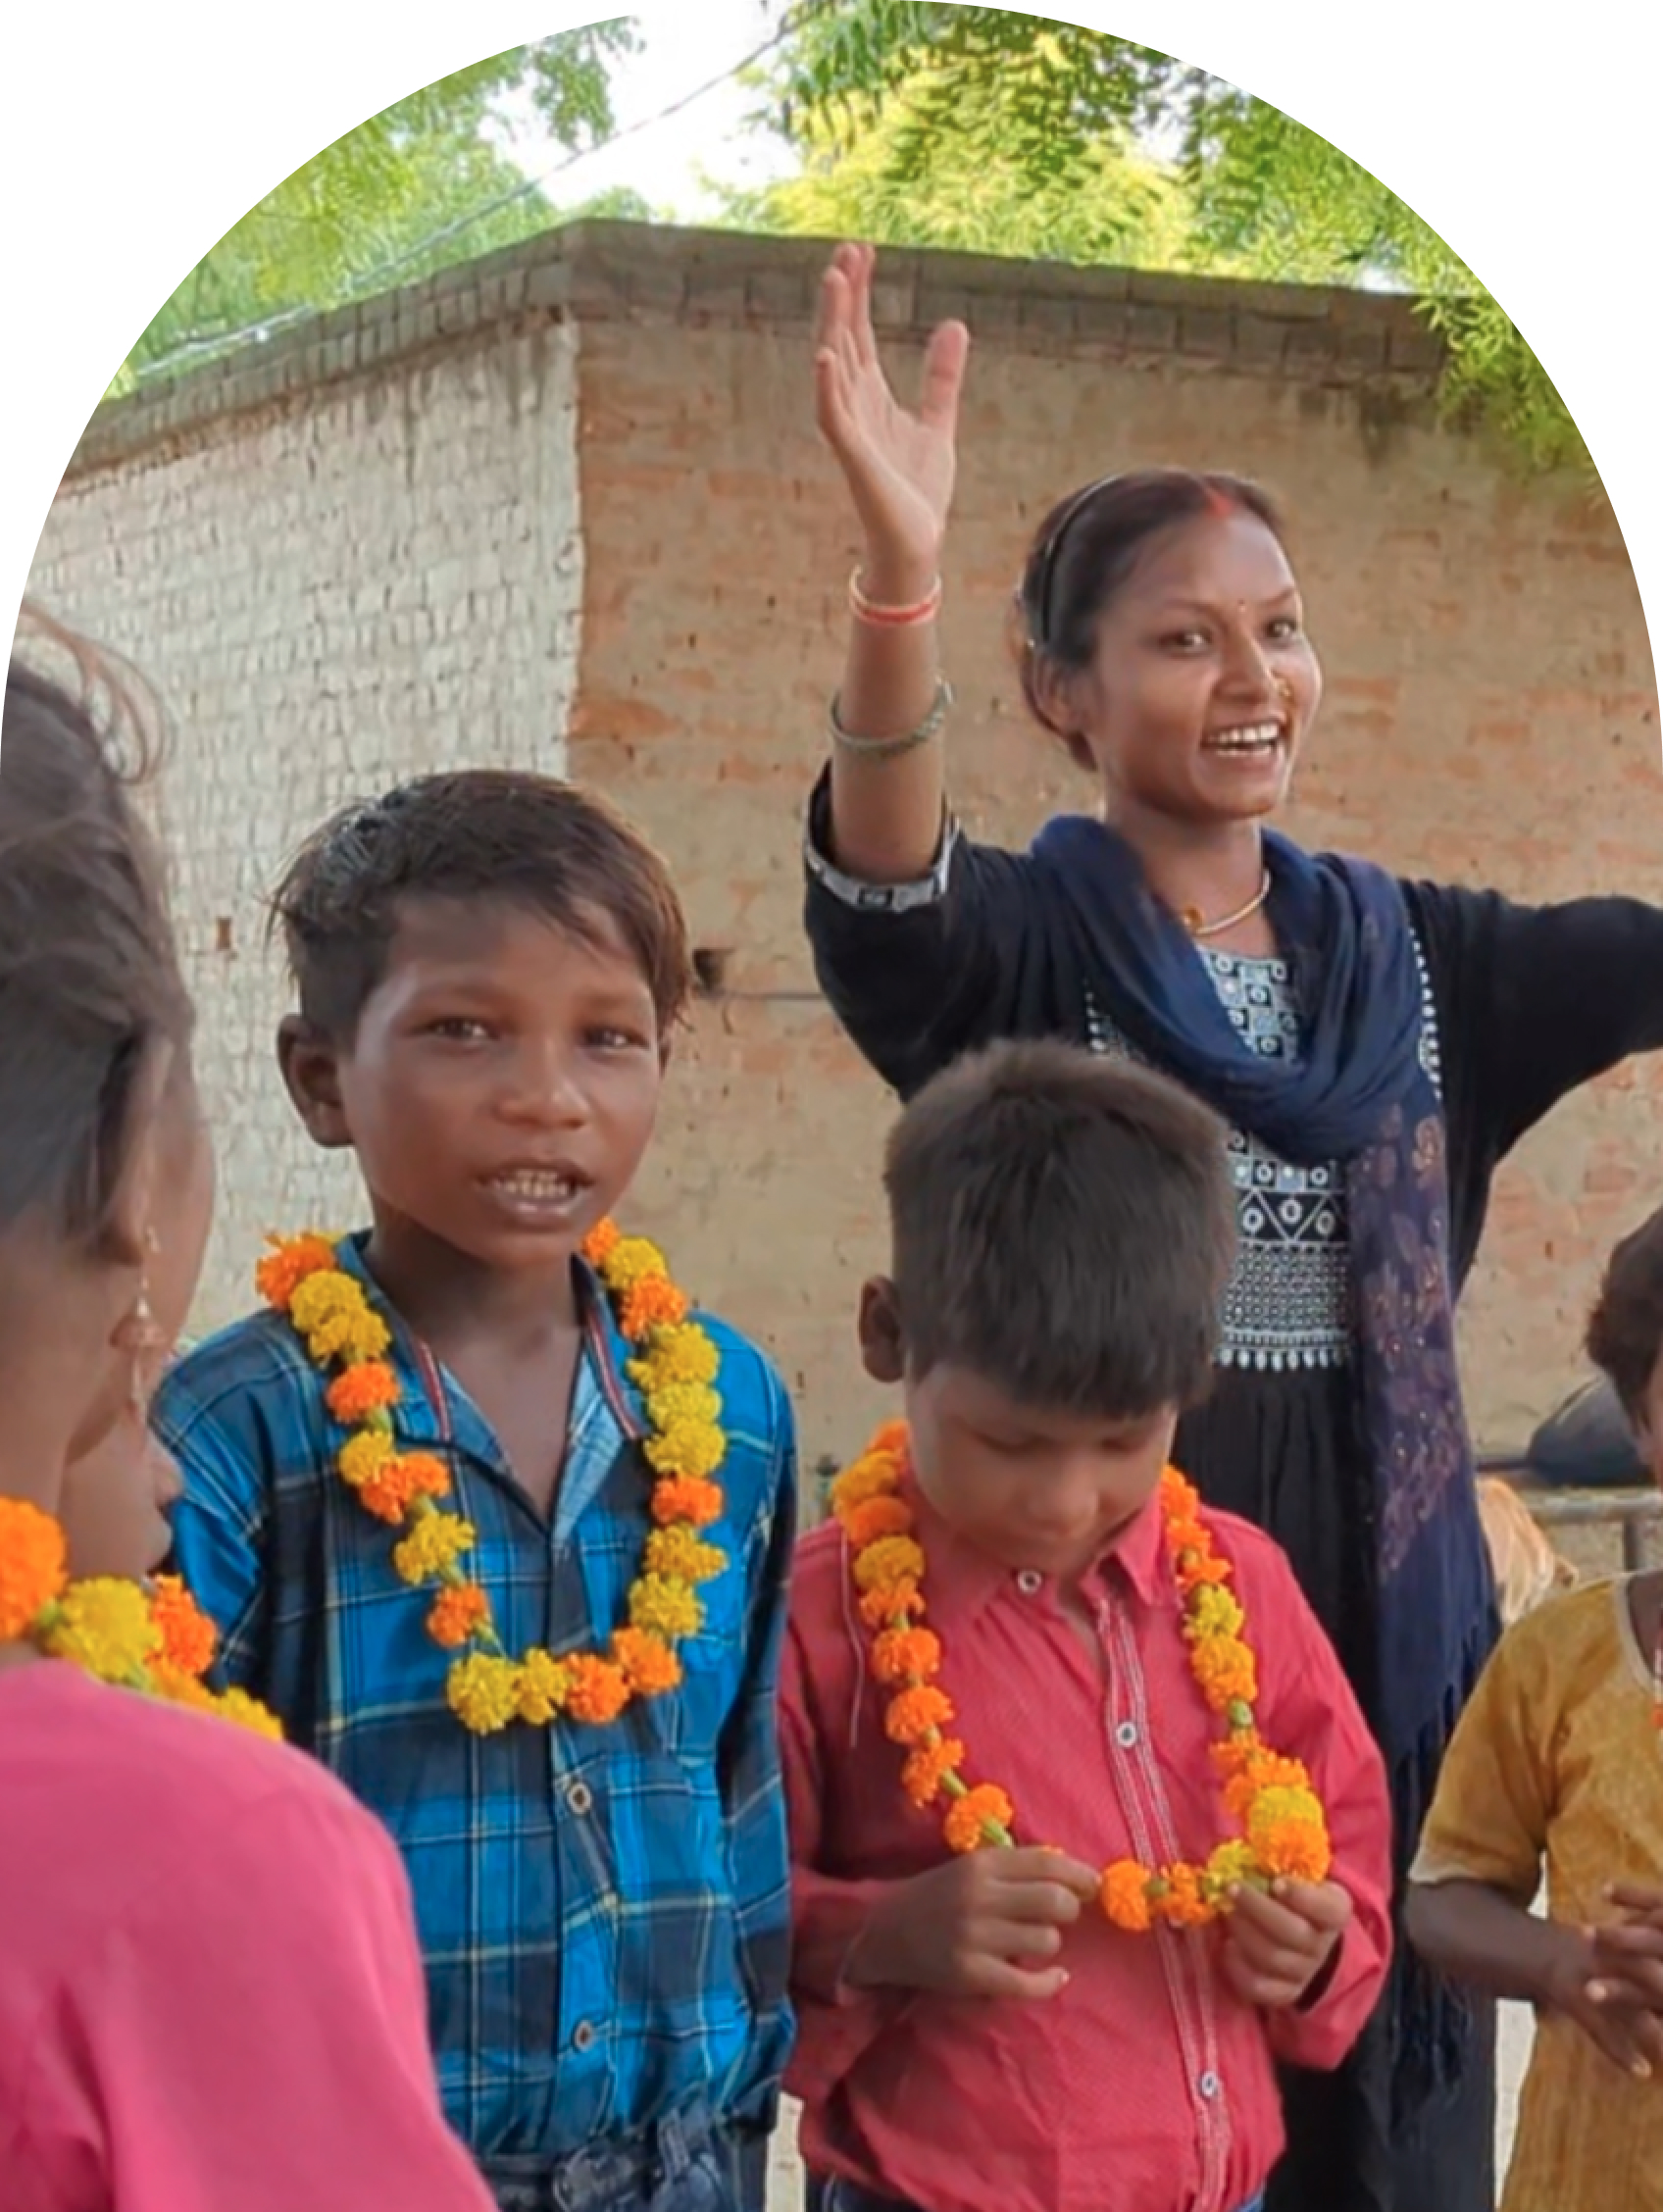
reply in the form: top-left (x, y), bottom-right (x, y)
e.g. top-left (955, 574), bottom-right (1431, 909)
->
top-left (1179, 869), bottom-right (1272, 941)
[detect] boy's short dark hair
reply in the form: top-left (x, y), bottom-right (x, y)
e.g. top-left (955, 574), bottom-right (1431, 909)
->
top-left (272, 770), bottom-right (693, 1041)
top-left (883, 1038), bottom-right (1235, 1418)
top-left (1586, 1202), bottom-right (1663, 1427)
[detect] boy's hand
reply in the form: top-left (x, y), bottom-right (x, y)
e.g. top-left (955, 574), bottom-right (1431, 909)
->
top-left (1537, 1919), bottom-right (1663, 2082)
top-left (1222, 1880), bottom-right (1352, 2011)
top-left (843, 1847), bottom-right (1100, 2002)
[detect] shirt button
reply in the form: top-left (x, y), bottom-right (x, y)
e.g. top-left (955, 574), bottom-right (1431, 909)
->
top-left (567, 1781), bottom-right (594, 1816)
top-left (1015, 1570), bottom-right (1044, 1596)
top-left (573, 2021), bottom-right (597, 2053)
top-left (1115, 1720), bottom-right (1139, 1750)
top-left (1198, 2070), bottom-right (1220, 2099)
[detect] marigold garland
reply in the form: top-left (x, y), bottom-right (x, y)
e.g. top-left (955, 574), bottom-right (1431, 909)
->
top-left (257, 1223), bottom-right (729, 1736)
top-left (0, 1497), bottom-right (280, 1737)
top-left (830, 1424), bottom-right (1333, 1932)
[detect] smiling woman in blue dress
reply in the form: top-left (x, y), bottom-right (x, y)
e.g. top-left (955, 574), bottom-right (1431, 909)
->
top-left (797, 240), bottom-right (1663, 2212)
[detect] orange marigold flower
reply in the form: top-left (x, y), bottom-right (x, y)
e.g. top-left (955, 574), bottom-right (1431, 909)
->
top-left (1175, 1550), bottom-right (1234, 1591)
top-left (428, 1584), bottom-right (492, 1648)
top-left (868, 1420), bottom-right (911, 1461)
top-left (1190, 1637), bottom-right (1257, 1709)
top-left (326, 1361), bottom-right (401, 1424)
top-left (255, 1232), bottom-right (339, 1311)
top-left (942, 1784), bottom-right (1014, 1853)
top-left (857, 1579), bottom-right (924, 1631)
top-left (841, 1496), bottom-right (915, 1549)
top-left (871, 1625), bottom-right (942, 1685)
top-left (613, 1627), bottom-right (682, 1696)
top-left (620, 1276), bottom-right (690, 1339)
top-left (581, 1219), bottom-right (623, 1266)
top-left (1157, 1864), bottom-right (1213, 1929)
top-left (358, 1466), bottom-right (420, 1525)
top-left (564, 1654), bottom-right (631, 1725)
top-left (883, 1684), bottom-right (956, 1745)
top-left (1102, 1861), bottom-right (1155, 1932)
top-left (0, 1496), bottom-right (68, 1640)
top-left (148, 1575), bottom-right (217, 1676)
top-left (901, 1735), bottom-right (965, 1807)
top-left (650, 1475), bottom-right (724, 1529)
top-left (851, 1534), bottom-right (926, 1593)
top-left (401, 1453), bottom-right (452, 1500)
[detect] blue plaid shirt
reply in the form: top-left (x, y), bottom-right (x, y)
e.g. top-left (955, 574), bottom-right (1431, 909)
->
top-left (155, 1236), bottom-right (796, 2165)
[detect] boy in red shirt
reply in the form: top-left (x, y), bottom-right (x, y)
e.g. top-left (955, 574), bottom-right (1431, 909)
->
top-left (783, 1041), bottom-right (1391, 2212)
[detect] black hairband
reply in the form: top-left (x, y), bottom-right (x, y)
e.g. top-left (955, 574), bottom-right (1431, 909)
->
top-left (1028, 473), bottom-right (1123, 651)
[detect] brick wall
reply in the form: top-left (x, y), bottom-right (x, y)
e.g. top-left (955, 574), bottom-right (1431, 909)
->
top-left (25, 224), bottom-right (1660, 1466)
top-left (29, 320), bottom-right (585, 1307)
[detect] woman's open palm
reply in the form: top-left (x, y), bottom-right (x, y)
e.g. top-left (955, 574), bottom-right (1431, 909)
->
top-left (814, 241), bottom-right (969, 578)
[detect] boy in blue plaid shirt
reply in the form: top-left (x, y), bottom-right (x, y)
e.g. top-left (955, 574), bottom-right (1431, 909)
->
top-left (156, 772), bottom-right (797, 2211)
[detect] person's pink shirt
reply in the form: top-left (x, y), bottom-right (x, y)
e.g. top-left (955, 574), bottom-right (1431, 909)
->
top-left (0, 1660), bottom-right (493, 2212)
top-left (782, 1480), bottom-right (1392, 2212)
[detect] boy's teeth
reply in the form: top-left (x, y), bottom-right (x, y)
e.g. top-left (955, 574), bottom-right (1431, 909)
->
top-left (494, 1172), bottom-right (578, 1199)
top-left (1206, 723), bottom-right (1283, 753)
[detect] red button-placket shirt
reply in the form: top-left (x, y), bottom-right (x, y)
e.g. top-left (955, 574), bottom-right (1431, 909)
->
top-left (781, 1479), bottom-right (1392, 2212)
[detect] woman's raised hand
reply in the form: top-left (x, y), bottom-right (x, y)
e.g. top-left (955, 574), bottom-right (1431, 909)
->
top-left (814, 241), bottom-right (969, 596)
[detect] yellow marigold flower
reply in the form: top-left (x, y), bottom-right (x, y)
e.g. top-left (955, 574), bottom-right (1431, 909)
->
top-left (851, 1535), bottom-right (927, 1593)
top-left (337, 1430), bottom-right (395, 1490)
top-left (595, 1235), bottom-right (668, 1293)
top-left (392, 1513), bottom-right (477, 1584)
top-left (639, 1382), bottom-right (723, 1434)
top-left (516, 1648), bottom-right (573, 1725)
top-left (0, 1496), bottom-right (68, 1640)
top-left (214, 1687), bottom-right (284, 1739)
top-left (942, 1784), bottom-right (1014, 1853)
top-left (829, 1455), bottom-right (902, 1513)
top-left (643, 1527), bottom-right (725, 1587)
top-left (901, 1734), bottom-right (965, 1807)
top-left (447, 1652), bottom-right (524, 1734)
top-left (650, 1475), bottom-right (724, 1530)
top-left (644, 1420), bottom-right (726, 1481)
top-left (1203, 1839), bottom-right (1257, 1897)
top-left (42, 1579), bottom-right (161, 1680)
top-left (613, 1627), bottom-right (683, 1697)
top-left (1102, 1861), bottom-right (1156, 1932)
top-left (631, 1325), bottom-right (719, 1389)
top-left (1185, 1584), bottom-right (1245, 1640)
top-left (628, 1573), bottom-right (705, 1643)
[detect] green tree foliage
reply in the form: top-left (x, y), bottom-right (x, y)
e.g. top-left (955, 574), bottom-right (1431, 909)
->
top-left (760, 1), bottom-right (1588, 480)
top-left (118, 25), bottom-right (640, 393)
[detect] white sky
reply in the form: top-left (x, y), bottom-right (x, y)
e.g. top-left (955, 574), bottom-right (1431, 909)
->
top-left (494, 0), bottom-right (800, 221)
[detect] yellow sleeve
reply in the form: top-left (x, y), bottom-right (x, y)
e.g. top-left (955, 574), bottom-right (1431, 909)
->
top-left (1410, 1609), bottom-right (1558, 1902)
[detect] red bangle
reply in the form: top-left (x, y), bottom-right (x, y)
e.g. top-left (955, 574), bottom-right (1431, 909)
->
top-left (849, 569), bottom-right (943, 628)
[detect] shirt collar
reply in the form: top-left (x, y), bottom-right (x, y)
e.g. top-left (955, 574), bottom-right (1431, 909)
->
top-left (331, 1233), bottom-right (646, 1445)
top-left (907, 1476), bottom-right (1170, 1636)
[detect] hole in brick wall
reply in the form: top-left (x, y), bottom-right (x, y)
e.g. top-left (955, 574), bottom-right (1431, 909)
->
top-left (214, 917), bottom-right (233, 954)
top-left (691, 947), bottom-right (731, 998)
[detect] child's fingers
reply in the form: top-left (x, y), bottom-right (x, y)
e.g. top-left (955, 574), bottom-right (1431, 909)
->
top-left (1227, 1885), bottom-right (1320, 1950)
top-left (1220, 1940), bottom-right (1302, 2011)
top-left (1605, 1882), bottom-right (1663, 1917)
top-left (962, 1953), bottom-right (1071, 2002)
top-left (1271, 1878), bottom-right (1353, 1933)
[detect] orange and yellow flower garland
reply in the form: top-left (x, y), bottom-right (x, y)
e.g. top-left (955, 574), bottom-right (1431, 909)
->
top-left (831, 1422), bottom-right (1333, 1932)
top-left (257, 1224), bottom-right (728, 1736)
top-left (0, 1495), bottom-right (280, 1735)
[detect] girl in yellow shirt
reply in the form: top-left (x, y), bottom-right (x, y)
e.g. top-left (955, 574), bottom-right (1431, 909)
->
top-left (1408, 1206), bottom-right (1663, 2212)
